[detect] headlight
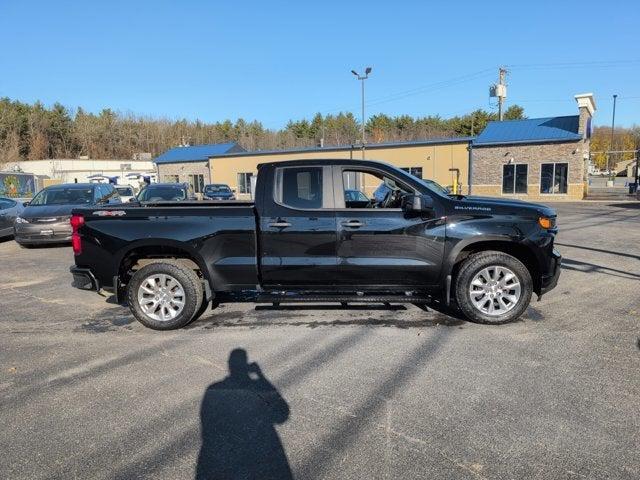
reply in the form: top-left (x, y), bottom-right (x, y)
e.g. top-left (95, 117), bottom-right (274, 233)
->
top-left (15, 216), bottom-right (29, 224)
top-left (538, 217), bottom-right (556, 229)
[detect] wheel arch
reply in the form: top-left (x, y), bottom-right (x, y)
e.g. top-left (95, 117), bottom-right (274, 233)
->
top-left (447, 239), bottom-right (542, 295)
top-left (116, 239), bottom-right (213, 295)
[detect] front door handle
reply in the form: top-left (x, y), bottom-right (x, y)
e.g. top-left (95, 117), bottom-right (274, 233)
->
top-left (341, 220), bottom-right (364, 228)
top-left (268, 221), bottom-right (292, 228)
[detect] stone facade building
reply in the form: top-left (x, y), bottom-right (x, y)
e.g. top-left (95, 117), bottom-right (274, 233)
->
top-left (470, 94), bottom-right (595, 201)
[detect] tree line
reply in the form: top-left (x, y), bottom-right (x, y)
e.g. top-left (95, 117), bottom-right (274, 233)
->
top-left (0, 97), bottom-right (529, 166)
top-left (2, 97), bottom-right (636, 170)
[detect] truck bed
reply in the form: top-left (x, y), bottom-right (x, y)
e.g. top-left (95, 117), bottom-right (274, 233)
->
top-left (72, 201), bottom-right (259, 292)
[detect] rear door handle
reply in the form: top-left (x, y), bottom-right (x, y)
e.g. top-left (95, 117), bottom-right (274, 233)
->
top-left (268, 221), bottom-right (292, 228)
top-left (341, 220), bottom-right (364, 228)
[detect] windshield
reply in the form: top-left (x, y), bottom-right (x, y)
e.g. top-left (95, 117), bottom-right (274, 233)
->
top-left (418, 179), bottom-right (450, 195)
top-left (30, 187), bottom-right (94, 205)
top-left (137, 185), bottom-right (187, 202)
top-left (205, 185), bottom-right (231, 193)
top-left (116, 186), bottom-right (134, 196)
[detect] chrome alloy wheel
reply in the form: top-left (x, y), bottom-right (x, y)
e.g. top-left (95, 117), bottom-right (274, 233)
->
top-left (468, 265), bottom-right (521, 316)
top-left (137, 274), bottom-right (186, 321)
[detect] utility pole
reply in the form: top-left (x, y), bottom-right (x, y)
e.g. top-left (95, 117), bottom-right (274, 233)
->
top-left (635, 147), bottom-right (639, 188)
top-left (609, 94), bottom-right (618, 173)
top-left (498, 67), bottom-right (507, 121)
top-left (351, 67), bottom-right (372, 159)
top-left (489, 67), bottom-right (508, 121)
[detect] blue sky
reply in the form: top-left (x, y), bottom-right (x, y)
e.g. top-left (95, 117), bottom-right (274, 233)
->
top-left (0, 0), bottom-right (638, 128)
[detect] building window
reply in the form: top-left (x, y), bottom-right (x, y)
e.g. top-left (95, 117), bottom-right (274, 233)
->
top-left (164, 175), bottom-right (179, 183)
top-left (401, 167), bottom-right (423, 179)
top-left (541, 163), bottom-right (568, 194)
top-left (189, 174), bottom-right (205, 193)
top-left (502, 164), bottom-right (528, 194)
top-left (237, 172), bottom-right (254, 195)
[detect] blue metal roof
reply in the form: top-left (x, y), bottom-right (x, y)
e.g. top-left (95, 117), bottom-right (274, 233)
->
top-left (473, 116), bottom-right (582, 146)
top-left (209, 136), bottom-right (474, 159)
top-left (154, 142), bottom-right (244, 164)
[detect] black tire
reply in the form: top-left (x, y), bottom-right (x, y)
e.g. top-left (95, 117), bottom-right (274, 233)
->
top-left (126, 261), bottom-right (203, 330)
top-left (454, 251), bottom-right (532, 325)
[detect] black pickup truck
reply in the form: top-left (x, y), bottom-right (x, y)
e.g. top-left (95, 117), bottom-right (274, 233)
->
top-left (70, 159), bottom-right (561, 330)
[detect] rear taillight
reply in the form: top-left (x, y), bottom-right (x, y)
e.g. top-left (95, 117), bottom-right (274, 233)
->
top-left (70, 214), bottom-right (84, 255)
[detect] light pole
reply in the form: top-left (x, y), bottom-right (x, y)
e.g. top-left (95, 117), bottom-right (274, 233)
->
top-left (609, 94), bottom-right (617, 173)
top-left (351, 67), bottom-right (372, 159)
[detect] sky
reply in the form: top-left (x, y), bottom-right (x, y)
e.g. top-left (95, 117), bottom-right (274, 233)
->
top-left (0, 0), bottom-right (638, 129)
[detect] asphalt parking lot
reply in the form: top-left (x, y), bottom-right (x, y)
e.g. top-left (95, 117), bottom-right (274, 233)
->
top-left (1, 202), bottom-right (639, 480)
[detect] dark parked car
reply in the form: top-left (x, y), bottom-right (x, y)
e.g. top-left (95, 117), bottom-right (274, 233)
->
top-left (203, 184), bottom-right (236, 201)
top-left (14, 183), bottom-right (120, 245)
top-left (344, 189), bottom-right (370, 208)
top-left (70, 159), bottom-right (561, 330)
top-left (136, 183), bottom-right (195, 202)
top-left (0, 197), bottom-right (24, 238)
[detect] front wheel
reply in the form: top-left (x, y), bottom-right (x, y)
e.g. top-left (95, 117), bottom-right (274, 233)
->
top-left (127, 261), bottom-right (204, 330)
top-left (454, 251), bottom-right (532, 324)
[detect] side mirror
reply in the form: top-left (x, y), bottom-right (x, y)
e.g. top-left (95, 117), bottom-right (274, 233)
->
top-left (232, 189), bottom-right (236, 193)
top-left (401, 194), bottom-right (434, 217)
top-left (23, 201), bottom-right (30, 207)
top-left (128, 197), bottom-right (137, 202)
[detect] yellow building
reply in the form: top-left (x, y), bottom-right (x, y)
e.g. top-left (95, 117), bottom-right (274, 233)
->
top-left (208, 139), bottom-right (472, 199)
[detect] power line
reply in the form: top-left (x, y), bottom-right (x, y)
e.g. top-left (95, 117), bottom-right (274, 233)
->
top-left (506, 60), bottom-right (640, 70)
top-left (364, 68), bottom-right (494, 107)
top-left (318, 68), bottom-right (494, 115)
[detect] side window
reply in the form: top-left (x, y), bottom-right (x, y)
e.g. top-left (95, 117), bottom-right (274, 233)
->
top-left (502, 164), bottom-right (528, 194)
top-left (541, 163), bottom-right (568, 194)
top-left (342, 169), bottom-right (412, 209)
top-left (278, 167), bottom-right (323, 209)
top-left (237, 172), bottom-right (254, 195)
top-left (93, 185), bottom-right (103, 202)
top-left (109, 185), bottom-right (120, 201)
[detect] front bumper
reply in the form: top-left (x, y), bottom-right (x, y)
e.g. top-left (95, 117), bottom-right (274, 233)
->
top-left (14, 222), bottom-right (72, 244)
top-left (540, 249), bottom-right (561, 295)
top-left (70, 266), bottom-right (99, 291)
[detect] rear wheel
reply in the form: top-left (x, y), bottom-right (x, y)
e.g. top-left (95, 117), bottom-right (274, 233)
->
top-left (127, 262), bottom-right (203, 330)
top-left (454, 251), bottom-right (532, 324)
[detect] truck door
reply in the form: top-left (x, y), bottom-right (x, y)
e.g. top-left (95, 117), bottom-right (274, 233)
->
top-left (333, 165), bottom-right (445, 287)
top-left (258, 165), bottom-right (337, 288)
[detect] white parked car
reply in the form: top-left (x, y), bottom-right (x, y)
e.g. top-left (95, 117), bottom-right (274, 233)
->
top-left (115, 185), bottom-right (136, 202)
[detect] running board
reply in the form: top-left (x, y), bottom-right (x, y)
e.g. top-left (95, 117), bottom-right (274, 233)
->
top-left (256, 293), bottom-right (432, 304)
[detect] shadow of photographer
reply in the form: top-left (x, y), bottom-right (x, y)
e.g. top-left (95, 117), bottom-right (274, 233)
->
top-left (195, 348), bottom-right (293, 480)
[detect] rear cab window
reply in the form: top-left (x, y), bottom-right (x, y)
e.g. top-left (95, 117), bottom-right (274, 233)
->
top-left (275, 167), bottom-right (327, 209)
